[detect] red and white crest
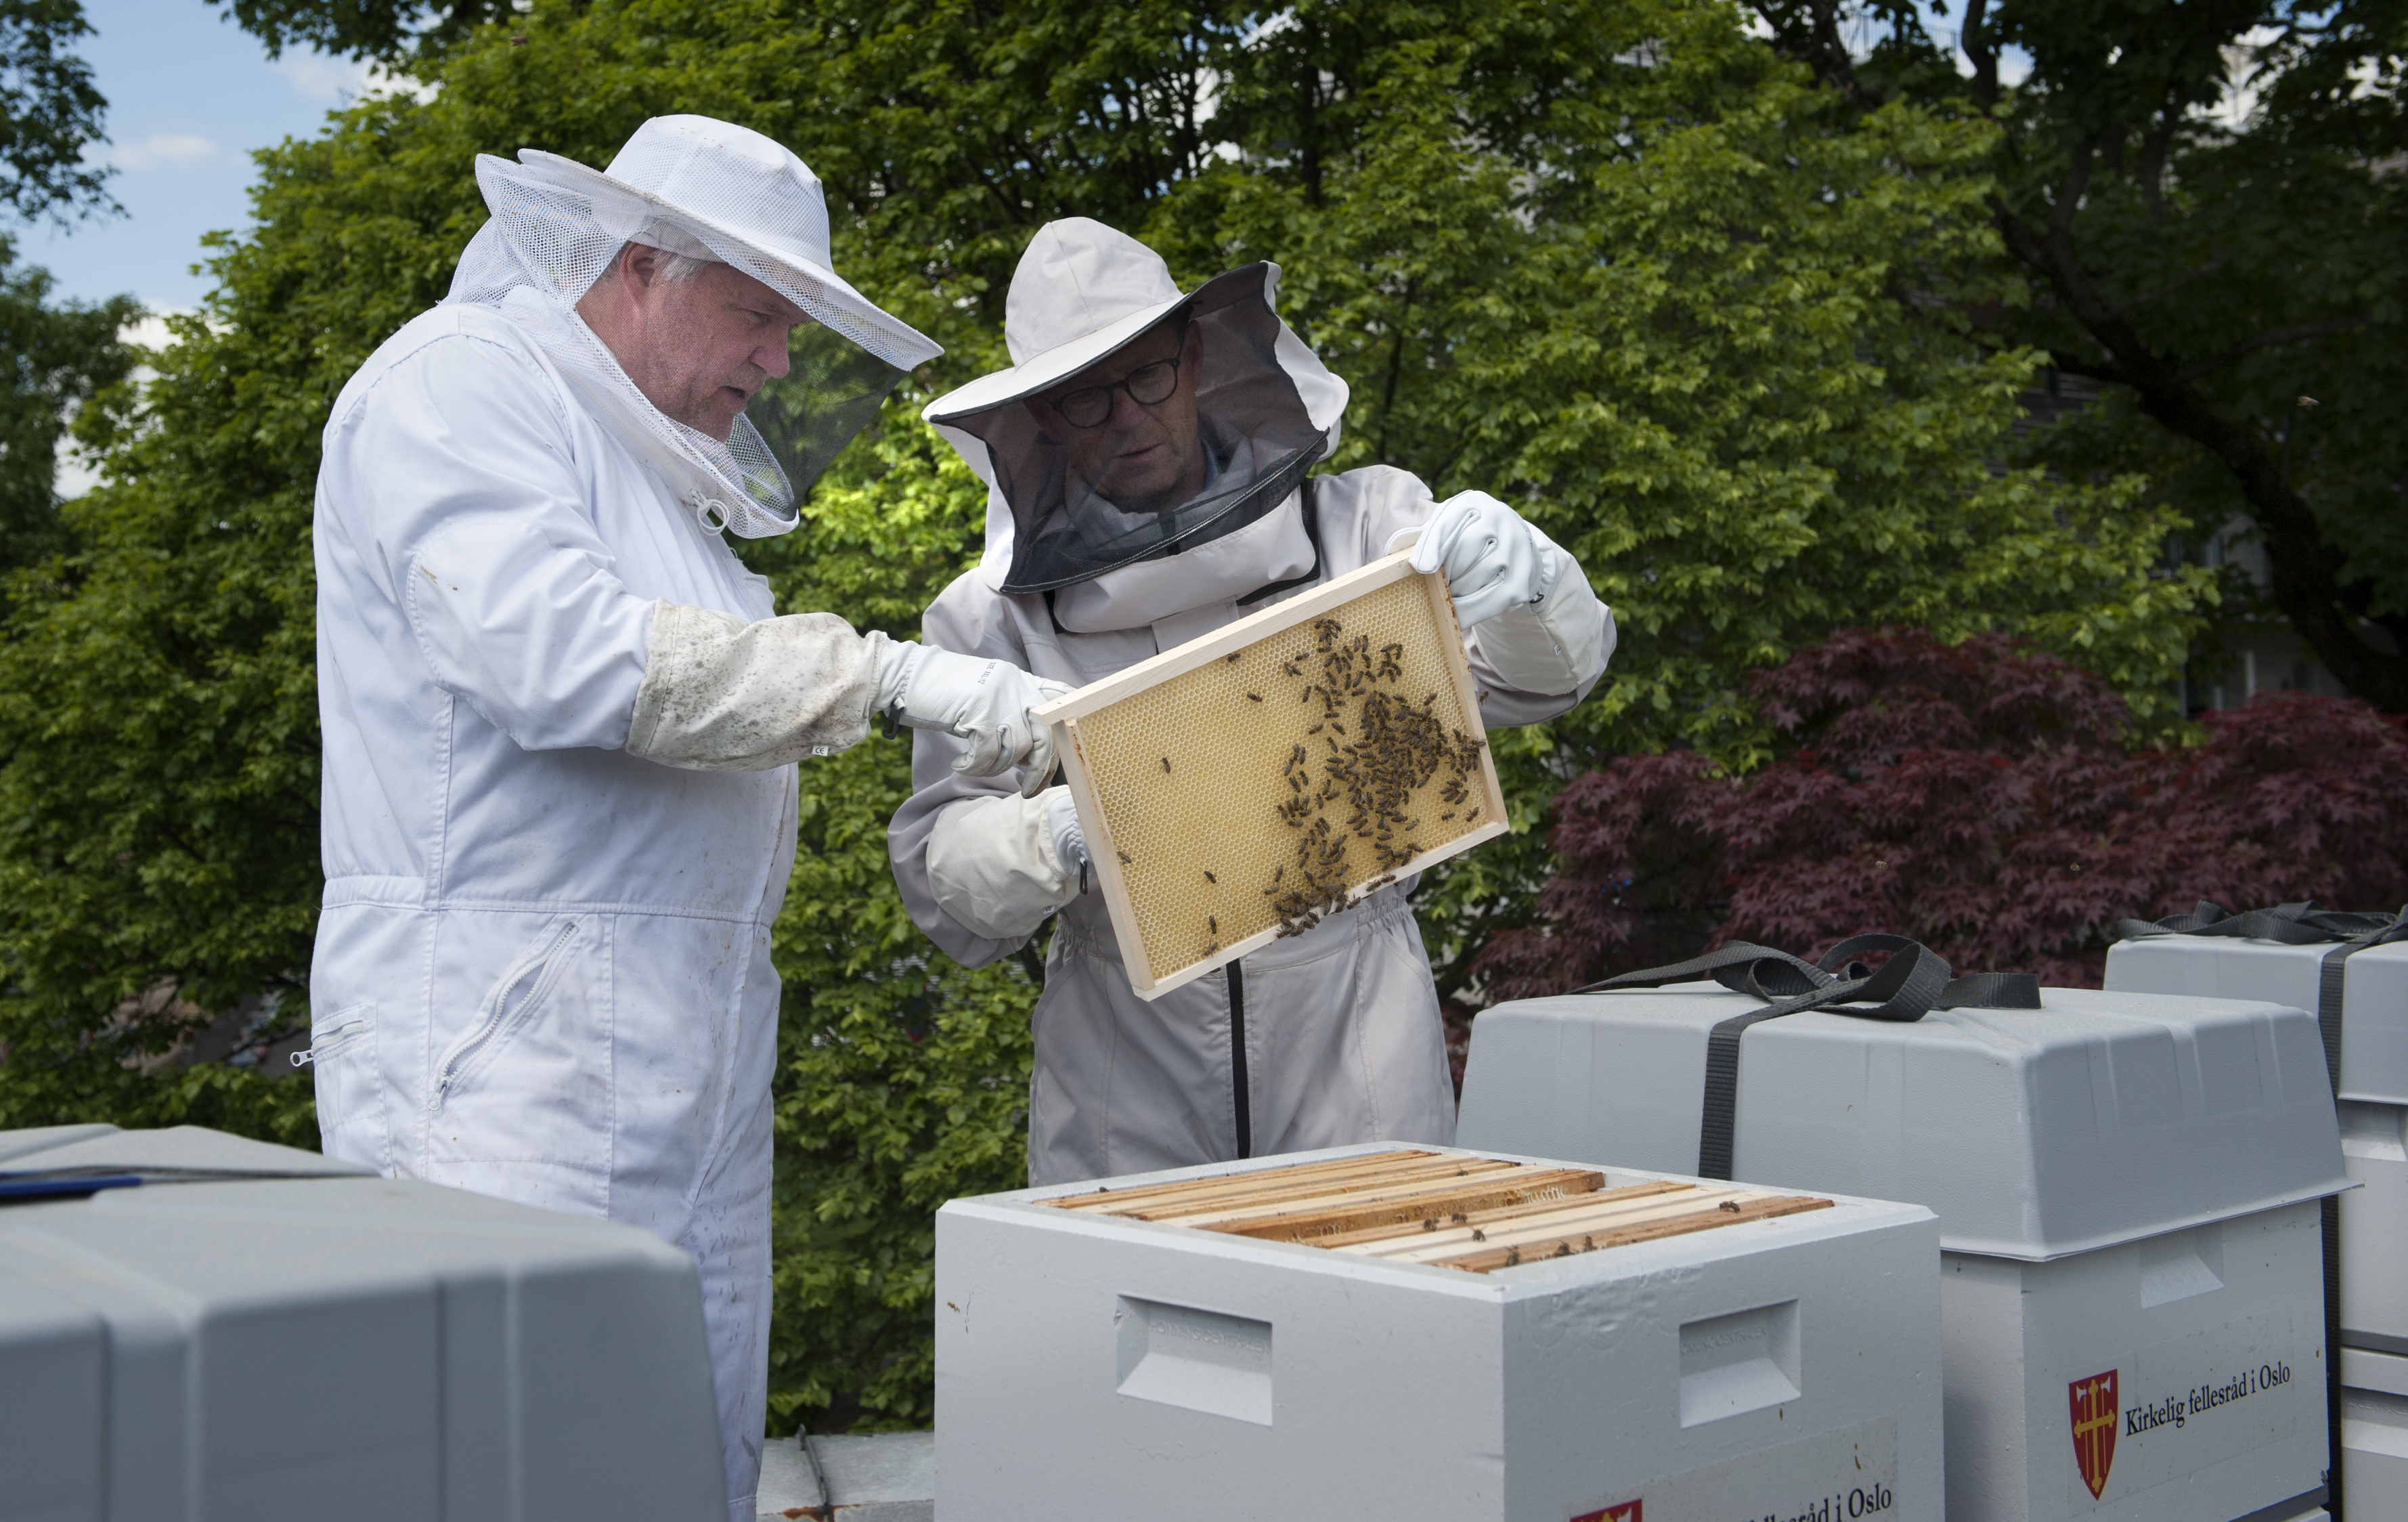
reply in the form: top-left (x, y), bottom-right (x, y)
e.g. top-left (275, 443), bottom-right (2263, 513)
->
top-left (2068, 1368), bottom-right (2120, 1500)
top-left (1571, 1502), bottom-right (1640, 1522)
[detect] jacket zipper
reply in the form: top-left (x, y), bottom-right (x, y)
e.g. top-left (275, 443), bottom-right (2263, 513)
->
top-left (428, 919), bottom-right (579, 1115)
top-left (291, 1014), bottom-right (369, 1070)
top-left (1227, 962), bottom-right (1252, 1160)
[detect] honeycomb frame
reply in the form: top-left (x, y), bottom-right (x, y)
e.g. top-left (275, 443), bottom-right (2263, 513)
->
top-left (1034, 550), bottom-right (1509, 999)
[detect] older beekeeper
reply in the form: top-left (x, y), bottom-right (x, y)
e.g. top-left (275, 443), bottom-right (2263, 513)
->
top-left (309, 116), bottom-right (1063, 1518)
top-left (890, 218), bottom-right (1615, 1186)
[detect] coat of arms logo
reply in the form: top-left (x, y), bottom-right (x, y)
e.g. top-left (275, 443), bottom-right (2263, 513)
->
top-left (2069, 1368), bottom-right (2120, 1500)
top-left (1571, 1502), bottom-right (1640, 1522)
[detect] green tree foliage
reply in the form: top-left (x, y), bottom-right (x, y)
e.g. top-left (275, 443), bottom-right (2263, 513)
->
top-left (202, 0), bottom-right (514, 62)
top-left (0, 0), bottom-right (2209, 1429)
top-left (0, 240), bottom-right (135, 579)
top-left (0, 0), bottom-right (112, 219)
top-left (1754, 0), bottom-right (2408, 710)
top-left (1150, 7), bottom-right (2214, 972)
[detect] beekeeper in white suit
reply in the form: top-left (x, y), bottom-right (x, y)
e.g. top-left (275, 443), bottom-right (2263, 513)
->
top-left (309, 116), bottom-right (1064, 1519)
top-left (890, 219), bottom-right (1615, 1185)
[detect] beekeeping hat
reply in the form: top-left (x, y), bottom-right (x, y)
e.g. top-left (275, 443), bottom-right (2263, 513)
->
top-left (925, 218), bottom-right (1347, 592)
top-left (445, 114), bottom-right (942, 538)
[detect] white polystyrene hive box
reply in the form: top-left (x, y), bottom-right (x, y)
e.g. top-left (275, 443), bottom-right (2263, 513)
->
top-left (936, 1143), bottom-right (1942, 1522)
top-left (2339, 1348), bottom-right (2408, 1517)
top-left (2107, 936), bottom-right (2408, 1355)
top-left (0, 1124), bottom-right (726, 1522)
top-left (1456, 986), bottom-right (2349, 1522)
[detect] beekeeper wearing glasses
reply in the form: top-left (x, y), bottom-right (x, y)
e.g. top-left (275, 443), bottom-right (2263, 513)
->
top-left (890, 219), bottom-right (1614, 1186)
top-left (309, 116), bottom-right (1064, 1519)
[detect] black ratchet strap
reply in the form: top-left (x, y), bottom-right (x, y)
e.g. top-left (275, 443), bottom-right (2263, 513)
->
top-left (1574, 934), bottom-right (2040, 1181)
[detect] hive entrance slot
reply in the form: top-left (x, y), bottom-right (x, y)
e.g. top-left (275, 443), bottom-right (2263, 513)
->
top-left (1114, 1297), bottom-right (1274, 1427)
top-left (1678, 1301), bottom-right (1802, 1426)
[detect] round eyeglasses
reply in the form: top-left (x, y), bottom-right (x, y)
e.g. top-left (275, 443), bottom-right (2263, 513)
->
top-left (1046, 355), bottom-right (1184, 430)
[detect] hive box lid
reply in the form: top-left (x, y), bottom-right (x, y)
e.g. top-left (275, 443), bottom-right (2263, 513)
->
top-left (0, 1123), bottom-right (120, 1165)
top-left (2107, 935), bottom-right (2408, 1105)
top-left (1456, 985), bottom-right (2349, 1262)
top-left (0, 1124), bottom-right (727, 1522)
top-left (0, 1121), bottom-right (373, 1178)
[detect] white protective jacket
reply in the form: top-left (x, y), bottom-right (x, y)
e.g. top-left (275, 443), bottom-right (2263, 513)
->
top-left (890, 465), bottom-right (1612, 1185)
top-left (311, 293), bottom-right (886, 1518)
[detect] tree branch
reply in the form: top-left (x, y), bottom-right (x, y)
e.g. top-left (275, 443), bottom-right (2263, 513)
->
top-left (2046, 144), bottom-right (2094, 251)
top-left (1959, 0), bottom-right (2000, 109)
top-left (1989, 192), bottom-right (2407, 710)
top-left (2139, 108), bottom-right (2179, 223)
top-left (1376, 278), bottom-right (1418, 462)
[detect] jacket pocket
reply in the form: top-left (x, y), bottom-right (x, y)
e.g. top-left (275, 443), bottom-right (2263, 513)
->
top-left (429, 917), bottom-right (582, 1115)
top-left (297, 1003), bottom-right (386, 1159)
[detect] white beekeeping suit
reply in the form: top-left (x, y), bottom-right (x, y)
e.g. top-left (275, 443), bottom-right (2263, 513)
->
top-left (311, 116), bottom-right (1061, 1522)
top-left (890, 219), bottom-right (1615, 1186)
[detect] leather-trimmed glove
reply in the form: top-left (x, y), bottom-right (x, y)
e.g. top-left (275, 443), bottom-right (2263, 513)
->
top-left (877, 643), bottom-right (1071, 796)
top-left (1386, 491), bottom-right (1548, 627)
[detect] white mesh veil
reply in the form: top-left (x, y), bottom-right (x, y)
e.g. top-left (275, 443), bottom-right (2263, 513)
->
top-left (444, 116), bottom-right (942, 538)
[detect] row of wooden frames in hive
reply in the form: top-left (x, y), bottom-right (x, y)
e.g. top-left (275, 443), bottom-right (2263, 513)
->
top-left (1032, 549), bottom-right (1511, 999)
top-left (1047, 1148), bottom-right (1834, 1275)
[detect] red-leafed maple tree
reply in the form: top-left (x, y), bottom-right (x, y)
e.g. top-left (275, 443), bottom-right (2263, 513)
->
top-left (1474, 628), bottom-right (2408, 1002)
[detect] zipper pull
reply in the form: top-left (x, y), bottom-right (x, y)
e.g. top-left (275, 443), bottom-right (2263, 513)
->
top-left (290, 1049), bottom-right (313, 1069)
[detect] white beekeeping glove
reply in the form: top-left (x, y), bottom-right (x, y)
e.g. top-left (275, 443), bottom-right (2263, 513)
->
top-left (878, 643), bottom-right (1072, 796)
top-left (1388, 494), bottom-right (1613, 695)
top-left (1388, 491), bottom-right (1546, 626)
top-left (925, 786), bottom-right (1088, 942)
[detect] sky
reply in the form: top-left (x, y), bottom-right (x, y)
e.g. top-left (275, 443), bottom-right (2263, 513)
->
top-left (19, 0), bottom-right (388, 315)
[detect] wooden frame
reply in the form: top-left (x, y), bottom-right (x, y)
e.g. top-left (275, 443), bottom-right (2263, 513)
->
top-left (1032, 549), bottom-right (1509, 1001)
top-left (1044, 1147), bottom-right (1835, 1276)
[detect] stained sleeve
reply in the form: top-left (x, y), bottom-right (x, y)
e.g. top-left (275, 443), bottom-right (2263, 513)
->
top-left (624, 602), bottom-right (885, 769)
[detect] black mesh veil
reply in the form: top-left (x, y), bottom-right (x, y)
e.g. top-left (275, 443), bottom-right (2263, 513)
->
top-left (741, 322), bottom-right (910, 503)
top-left (938, 265), bottom-right (1330, 595)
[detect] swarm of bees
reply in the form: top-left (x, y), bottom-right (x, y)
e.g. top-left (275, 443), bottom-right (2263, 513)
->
top-left (1170, 612), bottom-right (1487, 961)
top-left (1256, 615), bottom-right (1485, 940)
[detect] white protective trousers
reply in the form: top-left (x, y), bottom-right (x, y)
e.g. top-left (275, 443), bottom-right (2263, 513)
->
top-left (312, 292), bottom-right (877, 1521)
top-left (890, 465), bottom-right (1612, 1184)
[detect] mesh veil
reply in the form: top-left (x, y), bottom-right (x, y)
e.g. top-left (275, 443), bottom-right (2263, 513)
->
top-left (445, 142), bottom-right (933, 538)
top-left (936, 264), bottom-right (1330, 593)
